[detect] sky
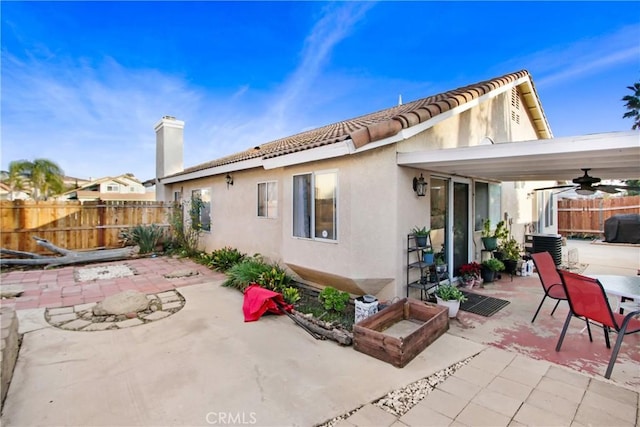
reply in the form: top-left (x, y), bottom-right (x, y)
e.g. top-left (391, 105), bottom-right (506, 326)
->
top-left (2, 1), bottom-right (639, 182)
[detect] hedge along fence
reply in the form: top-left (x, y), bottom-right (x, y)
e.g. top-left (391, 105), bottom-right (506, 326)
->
top-left (557, 195), bottom-right (640, 237)
top-left (0, 200), bottom-right (175, 253)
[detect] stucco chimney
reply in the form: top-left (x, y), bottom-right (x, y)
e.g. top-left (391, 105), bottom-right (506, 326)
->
top-left (155, 116), bottom-right (184, 201)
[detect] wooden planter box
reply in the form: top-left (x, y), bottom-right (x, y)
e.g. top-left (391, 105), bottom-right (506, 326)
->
top-left (353, 298), bottom-right (449, 368)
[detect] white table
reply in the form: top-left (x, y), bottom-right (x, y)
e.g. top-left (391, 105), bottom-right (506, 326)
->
top-left (592, 275), bottom-right (640, 313)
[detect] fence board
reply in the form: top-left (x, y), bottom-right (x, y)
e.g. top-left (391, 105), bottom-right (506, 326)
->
top-left (558, 195), bottom-right (640, 237)
top-left (0, 200), bottom-right (173, 253)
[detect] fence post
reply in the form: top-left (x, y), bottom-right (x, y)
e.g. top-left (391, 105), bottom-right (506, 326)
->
top-left (98, 202), bottom-right (106, 248)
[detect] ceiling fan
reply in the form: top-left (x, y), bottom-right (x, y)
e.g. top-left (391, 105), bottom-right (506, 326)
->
top-left (534, 169), bottom-right (640, 195)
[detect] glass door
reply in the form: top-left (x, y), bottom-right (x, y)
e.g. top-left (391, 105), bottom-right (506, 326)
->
top-left (429, 177), bottom-right (448, 265)
top-left (431, 176), bottom-right (471, 280)
top-left (452, 180), bottom-right (471, 277)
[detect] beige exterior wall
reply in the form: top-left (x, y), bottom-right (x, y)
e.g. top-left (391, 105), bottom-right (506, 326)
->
top-left (165, 84), bottom-right (550, 299)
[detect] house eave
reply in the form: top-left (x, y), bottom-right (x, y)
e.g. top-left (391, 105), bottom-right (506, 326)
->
top-left (397, 131), bottom-right (639, 182)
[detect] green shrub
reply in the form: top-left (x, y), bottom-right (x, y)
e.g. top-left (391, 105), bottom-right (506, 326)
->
top-left (257, 265), bottom-right (292, 293)
top-left (208, 247), bottom-right (246, 272)
top-left (222, 256), bottom-right (272, 292)
top-left (482, 258), bottom-right (505, 272)
top-left (318, 287), bottom-right (350, 313)
top-left (120, 224), bottom-right (166, 254)
top-left (166, 202), bottom-right (201, 257)
top-left (282, 286), bottom-right (301, 305)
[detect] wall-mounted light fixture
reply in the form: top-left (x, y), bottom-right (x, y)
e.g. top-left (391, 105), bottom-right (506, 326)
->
top-left (225, 174), bottom-right (234, 189)
top-left (413, 173), bottom-right (427, 197)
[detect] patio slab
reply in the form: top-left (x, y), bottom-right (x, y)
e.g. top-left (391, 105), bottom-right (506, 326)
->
top-left (1, 280), bottom-right (484, 426)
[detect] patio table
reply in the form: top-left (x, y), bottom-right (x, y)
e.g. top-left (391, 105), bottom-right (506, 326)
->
top-left (590, 275), bottom-right (640, 313)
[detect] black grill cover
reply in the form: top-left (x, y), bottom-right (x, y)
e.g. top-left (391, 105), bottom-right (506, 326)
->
top-left (603, 214), bottom-right (640, 244)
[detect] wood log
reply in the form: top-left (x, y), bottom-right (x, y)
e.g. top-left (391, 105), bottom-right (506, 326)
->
top-left (290, 311), bottom-right (353, 346)
top-left (0, 236), bottom-right (139, 269)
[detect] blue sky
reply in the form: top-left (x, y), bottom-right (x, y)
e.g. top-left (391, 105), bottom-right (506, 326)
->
top-left (2, 1), bottom-right (639, 182)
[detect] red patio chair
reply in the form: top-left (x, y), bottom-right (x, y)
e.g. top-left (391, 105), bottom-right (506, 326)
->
top-left (556, 270), bottom-right (640, 379)
top-left (530, 252), bottom-right (570, 323)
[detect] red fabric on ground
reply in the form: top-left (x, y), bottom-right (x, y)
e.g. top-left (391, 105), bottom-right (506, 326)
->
top-left (242, 284), bottom-right (292, 322)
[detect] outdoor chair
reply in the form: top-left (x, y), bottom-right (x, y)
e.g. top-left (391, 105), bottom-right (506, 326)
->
top-left (556, 270), bottom-right (640, 379)
top-left (530, 252), bottom-right (571, 323)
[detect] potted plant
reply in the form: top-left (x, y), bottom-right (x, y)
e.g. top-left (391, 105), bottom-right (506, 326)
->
top-left (435, 255), bottom-right (447, 274)
top-left (481, 258), bottom-right (505, 283)
top-left (499, 237), bottom-right (521, 275)
top-left (481, 219), bottom-right (508, 251)
top-left (411, 226), bottom-right (430, 247)
top-left (422, 248), bottom-right (435, 264)
top-left (435, 284), bottom-right (467, 317)
top-left (459, 261), bottom-right (482, 288)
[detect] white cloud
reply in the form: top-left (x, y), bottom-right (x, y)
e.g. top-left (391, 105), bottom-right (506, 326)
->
top-left (1, 2), bottom-right (375, 179)
top-left (505, 24), bottom-right (640, 88)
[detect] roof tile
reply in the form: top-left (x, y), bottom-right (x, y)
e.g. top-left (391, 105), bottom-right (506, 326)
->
top-left (168, 70), bottom-right (543, 178)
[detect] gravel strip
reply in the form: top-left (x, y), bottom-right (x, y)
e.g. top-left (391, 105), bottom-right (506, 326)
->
top-left (316, 354), bottom-right (476, 427)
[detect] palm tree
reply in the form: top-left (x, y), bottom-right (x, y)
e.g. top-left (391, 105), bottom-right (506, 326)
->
top-left (11, 158), bottom-right (65, 201)
top-left (622, 82), bottom-right (640, 130)
top-left (0, 161), bottom-right (29, 200)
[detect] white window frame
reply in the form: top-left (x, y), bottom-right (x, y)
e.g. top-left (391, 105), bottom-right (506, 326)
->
top-left (106, 184), bottom-right (119, 192)
top-left (474, 181), bottom-right (502, 231)
top-left (257, 181), bottom-right (278, 219)
top-left (292, 170), bottom-right (338, 242)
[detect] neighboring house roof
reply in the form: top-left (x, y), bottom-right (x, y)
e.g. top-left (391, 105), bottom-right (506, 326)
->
top-left (167, 70), bottom-right (550, 180)
top-left (63, 174), bottom-right (142, 194)
top-left (61, 174), bottom-right (146, 200)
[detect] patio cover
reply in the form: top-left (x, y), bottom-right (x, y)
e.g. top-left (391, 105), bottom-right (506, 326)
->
top-left (397, 131), bottom-right (640, 182)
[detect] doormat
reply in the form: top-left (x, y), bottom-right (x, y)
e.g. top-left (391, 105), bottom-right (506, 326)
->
top-left (459, 290), bottom-right (510, 317)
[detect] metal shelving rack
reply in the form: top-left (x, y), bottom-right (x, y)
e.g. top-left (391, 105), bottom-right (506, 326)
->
top-left (406, 233), bottom-right (443, 300)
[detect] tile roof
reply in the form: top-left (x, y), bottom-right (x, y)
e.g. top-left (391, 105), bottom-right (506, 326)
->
top-left (173, 70), bottom-right (548, 177)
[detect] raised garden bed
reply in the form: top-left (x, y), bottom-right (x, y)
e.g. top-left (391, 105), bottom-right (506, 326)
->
top-left (353, 298), bottom-right (448, 368)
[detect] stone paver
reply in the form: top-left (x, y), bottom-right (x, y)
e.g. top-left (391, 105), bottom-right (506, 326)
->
top-left (455, 402), bottom-right (511, 427)
top-left (526, 389), bottom-right (579, 420)
top-left (48, 313), bottom-right (78, 324)
top-left (143, 311), bottom-right (171, 321)
top-left (82, 322), bottom-right (116, 331)
top-left (161, 301), bottom-right (182, 310)
top-left (60, 319), bottom-right (92, 330)
top-left (116, 318), bottom-right (144, 328)
top-left (47, 307), bottom-right (73, 316)
top-left (417, 388), bottom-right (468, 419)
top-left (73, 303), bottom-right (96, 312)
top-left (345, 404), bottom-right (397, 427)
top-left (399, 403), bottom-right (454, 427)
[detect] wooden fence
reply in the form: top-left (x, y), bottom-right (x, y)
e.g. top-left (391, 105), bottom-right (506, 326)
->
top-left (0, 200), bottom-right (174, 253)
top-left (558, 196), bottom-right (640, 237)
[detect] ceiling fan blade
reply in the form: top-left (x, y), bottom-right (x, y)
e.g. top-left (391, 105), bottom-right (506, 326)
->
top-left (533, 185), bottom-right (575, 191)
top-left (596, 184), bottom-right (640, 193)
top-left (594, 185), bottom-right (620, 194)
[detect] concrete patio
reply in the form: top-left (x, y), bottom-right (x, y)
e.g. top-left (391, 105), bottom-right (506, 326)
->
top-left (0, 239), bottom-right (638, 426)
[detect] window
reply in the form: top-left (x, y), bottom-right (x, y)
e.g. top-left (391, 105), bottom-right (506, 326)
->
top-left (293, 171), bottom-right (337, 240)
top-left (106, 184), bottom-right (119, 192)
top-left (257, 181), bottom-right (278, 218)
top-left (474, 182), bottom-right (501, 231)
top-left (191, 188), bottom-right (211, 232)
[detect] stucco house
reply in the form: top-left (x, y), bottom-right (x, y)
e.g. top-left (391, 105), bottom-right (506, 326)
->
top-left (151, 70), bottom-right (563, 301)
top-left (62, 174), bottom-right (154, 202)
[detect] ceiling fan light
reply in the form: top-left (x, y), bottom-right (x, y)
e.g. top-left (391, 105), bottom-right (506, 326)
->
top-left (576, 188), bottom-right (595, 196)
